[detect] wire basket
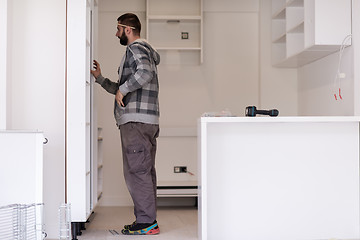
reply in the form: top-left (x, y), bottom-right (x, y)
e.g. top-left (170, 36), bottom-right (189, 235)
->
top-left (0, 203), bottom-right (45, 240)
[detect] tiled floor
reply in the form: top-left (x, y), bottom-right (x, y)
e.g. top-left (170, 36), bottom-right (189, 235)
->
top-left (78, 206), bottom-right (198, 240)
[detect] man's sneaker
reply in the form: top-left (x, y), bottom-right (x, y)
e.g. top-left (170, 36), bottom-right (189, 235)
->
top-left (123, 221), bottom-right (136, 230)
top-left (121, 220), bottom-right (160, 235)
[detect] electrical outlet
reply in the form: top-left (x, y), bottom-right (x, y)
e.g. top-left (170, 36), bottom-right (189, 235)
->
top-left (338, 73), bottom-right (346, 79)
top-left (174, 166), bottom-right (187, 173)
top-left (181, 32), bottom-right (189, 39)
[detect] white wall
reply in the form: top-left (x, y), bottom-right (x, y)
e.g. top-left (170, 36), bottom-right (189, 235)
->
top-left (298, 48), bottom-right (354, 116)
top-left (298, 2), bottom-right (357, 116)
top-left (353, 0), bottom-right (360, 115)
top-left (0, 0), bottom-right (9, 129)
top-left (96, 0), bottom-right (298, 206)
top-left (95, 0), bottom-right (147, 206)
top-left (7, 0), bottom-right (66, 238)
top-left (96, 0), bottom-right (261, 206)
top-left (260, 0), bottom-right (298, 114)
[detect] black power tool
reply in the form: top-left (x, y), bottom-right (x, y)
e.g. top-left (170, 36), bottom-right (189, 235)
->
top-left (245, 106), bottom-right (279, 117)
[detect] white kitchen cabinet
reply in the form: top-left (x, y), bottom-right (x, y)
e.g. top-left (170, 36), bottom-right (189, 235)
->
top-left (66, 0), bottom-right (100, 239)
top-left (271, 0), bottom-right (351, 67)
top-left (146, 0), bottom-right (203, 63)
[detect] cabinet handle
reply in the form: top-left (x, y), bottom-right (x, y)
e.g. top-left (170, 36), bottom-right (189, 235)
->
top-left (43, 138), bottom-right (48, 144)
top-left (167, 20), bottom-right (180, 23)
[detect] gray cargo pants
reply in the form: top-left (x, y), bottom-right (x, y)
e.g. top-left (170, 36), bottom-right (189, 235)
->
top-left (119, 122), bottom-right (159, 223)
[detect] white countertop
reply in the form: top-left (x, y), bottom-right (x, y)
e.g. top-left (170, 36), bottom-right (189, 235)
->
top-left (0, 130), bottom-right (43, 133)
top-left (200, 116), bottom-right (360, 123)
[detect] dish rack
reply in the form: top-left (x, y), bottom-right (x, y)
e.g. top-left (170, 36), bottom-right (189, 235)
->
top-left (0, 203), bottom-right (45, 240)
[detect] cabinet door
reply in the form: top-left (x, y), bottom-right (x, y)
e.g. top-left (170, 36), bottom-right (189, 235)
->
top-left (67, 0), bottom-right (98, 222)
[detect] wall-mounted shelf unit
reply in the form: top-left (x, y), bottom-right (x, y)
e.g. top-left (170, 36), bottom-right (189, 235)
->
top-left (146, 0), bottom-right (203, 63)
top-left (271, 0), bottom-right (351, 68)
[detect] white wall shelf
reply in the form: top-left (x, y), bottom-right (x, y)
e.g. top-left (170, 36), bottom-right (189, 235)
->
top-left (156, 47), bottom-right (202, 51)
top-left (287, 22), bottom-right (303, 34)
top-left (273, 34), bottom-right (286, 44)
top-left (148, 15), bottom-right (201, 20)
top-left (272, 19), bottom-right (286, 42)
top-left (271, 0), bottom-right (351, 68)
top-left (272, 0), bottom-right (286, 18)
top-left (286, 7), bottom-right (303, 31)
top-left (287, 0), bottom-right (303, 7)
top-left (146, 0), bottom-right (203, 63)
top-left (272, 7), bottom-right (286, 19)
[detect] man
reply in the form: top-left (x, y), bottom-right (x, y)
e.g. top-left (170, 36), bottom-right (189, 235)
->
top-left (90, 13), bottom-right (160, 235)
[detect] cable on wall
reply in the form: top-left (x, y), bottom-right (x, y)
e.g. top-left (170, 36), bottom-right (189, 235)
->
top-left (333, 34), bottom-right (352, 100)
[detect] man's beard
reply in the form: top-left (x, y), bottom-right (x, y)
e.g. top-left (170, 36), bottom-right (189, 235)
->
top-left (119, 31), bottom-right (128, 46)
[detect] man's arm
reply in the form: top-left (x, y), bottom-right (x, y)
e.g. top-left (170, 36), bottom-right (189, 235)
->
top-left (91, 60), bottom-right (119, 95)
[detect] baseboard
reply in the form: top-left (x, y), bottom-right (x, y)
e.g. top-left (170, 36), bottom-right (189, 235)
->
top-left (157, 197), bottom-right (197, 207)
top-left (157, 185), bottom-right (198, 197)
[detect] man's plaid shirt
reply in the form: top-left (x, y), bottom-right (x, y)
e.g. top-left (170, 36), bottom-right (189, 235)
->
top-left (96, 39), bottom-right (160, 126)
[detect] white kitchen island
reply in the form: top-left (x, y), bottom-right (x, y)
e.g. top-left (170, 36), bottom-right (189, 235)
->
top-left (198, 117), bottom-right (360, 240)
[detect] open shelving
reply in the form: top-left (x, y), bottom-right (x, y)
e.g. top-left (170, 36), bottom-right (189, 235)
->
top-left (271, 0), bottom-right (351, 67)
top-left (146, 0), bottom-right (203, 63)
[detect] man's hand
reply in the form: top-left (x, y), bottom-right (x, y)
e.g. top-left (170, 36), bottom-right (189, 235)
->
top-left (116, 90), bottom-right (125, 107)
top-left (90, 60), bottom-right (101, 79)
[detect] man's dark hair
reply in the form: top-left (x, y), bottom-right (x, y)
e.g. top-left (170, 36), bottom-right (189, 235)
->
top-left (117, 13), bottom-right (141, 36)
